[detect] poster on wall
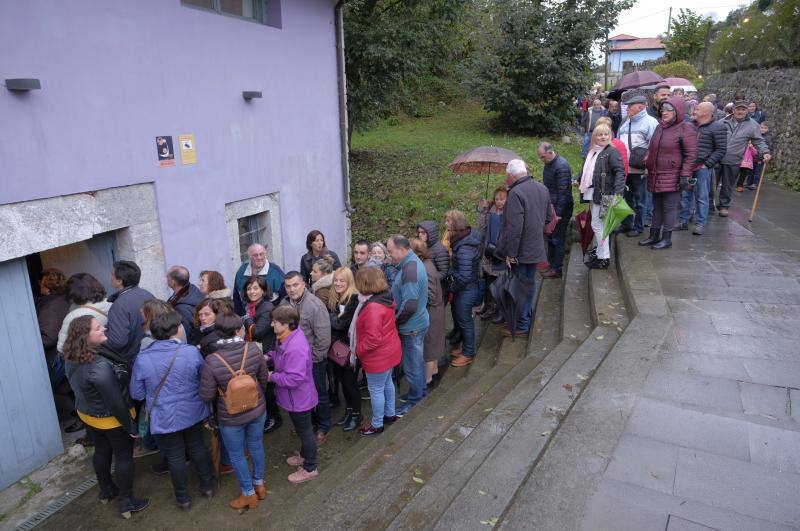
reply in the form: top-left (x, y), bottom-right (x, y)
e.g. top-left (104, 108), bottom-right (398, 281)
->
top-left (156, 136), bottom-right (175, 167)
top-left (179, 134), bottom-right (197, 165)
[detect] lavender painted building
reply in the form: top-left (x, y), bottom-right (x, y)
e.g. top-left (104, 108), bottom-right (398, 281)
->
top-left (0, 0), bottom-right (350, 489)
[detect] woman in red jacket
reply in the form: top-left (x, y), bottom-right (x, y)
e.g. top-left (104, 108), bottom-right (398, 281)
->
top-left (352, 267), bottom-right (402, 436)
top-left (641, 96), bottom-right (698, 250)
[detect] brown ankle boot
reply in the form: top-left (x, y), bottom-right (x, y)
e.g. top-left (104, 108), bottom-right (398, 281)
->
top-left (229, 494), bottom-right (258, 510)
top-left (255, 484), bottom-right (267, 500)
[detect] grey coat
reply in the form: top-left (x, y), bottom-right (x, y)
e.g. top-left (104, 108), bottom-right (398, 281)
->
top-left (422, 258), bottom-right (445, 363)
top-left (496, 176), bottom-right (550, 265)
top-left (721, 117), bottom-right (770, 166)
top-left (281, 290), bottom-right (331, 364)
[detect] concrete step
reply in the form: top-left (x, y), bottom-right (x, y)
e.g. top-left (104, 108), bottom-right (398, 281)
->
top-left (268, 276), bottom-right (558, 529)
top-left (264, 315), bottom-right (512, 527)
top-left (386, 247), bottom-right (626, 530)
top-left (562, 244), bottom-right (593, 343)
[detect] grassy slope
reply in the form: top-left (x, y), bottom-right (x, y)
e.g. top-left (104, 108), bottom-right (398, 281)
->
top-left (349, 102), bottom-right (583, 242)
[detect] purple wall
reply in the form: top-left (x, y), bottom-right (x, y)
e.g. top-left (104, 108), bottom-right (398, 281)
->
top-left (0, 0), bottom-right (346, 280)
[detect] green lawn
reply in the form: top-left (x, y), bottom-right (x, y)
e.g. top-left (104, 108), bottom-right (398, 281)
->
top-left (349, 102), bottom-right (583, 243)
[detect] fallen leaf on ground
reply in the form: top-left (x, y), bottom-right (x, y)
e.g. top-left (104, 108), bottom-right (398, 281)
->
top-left (479, 490), bottom-right (487, 496)
top-left (617, 327), bottom-right (623, 332)
top-left (412, 477), bottom-right (425, 484)
top-left (563, 383), bottom-right (573, 391)
top-left (484, 408), bottom-right (493, 412)
top-left (445, 437), bottom-right (455, 443)
top-left (437, 415), bottom-right (445, 419)
top-left (480, 517), bottom-right (499, 526)
top-left (577, 374), bottom-right (588, 381)
top-left (541, 431), bottom-right (551, 436)
top-left (596, 335), bottom-right (605, 340)
top-left (569, 334), bottom-right (577, 339)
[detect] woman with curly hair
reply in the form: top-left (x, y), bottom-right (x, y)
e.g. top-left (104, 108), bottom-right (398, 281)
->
top-left (63, 315), bottom-right (150, 519)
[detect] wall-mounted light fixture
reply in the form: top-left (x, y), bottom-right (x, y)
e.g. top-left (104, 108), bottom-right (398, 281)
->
top-left (5, 79), bottom-right (42, 92)
top-left (242, 91), bottom-right (262, 101)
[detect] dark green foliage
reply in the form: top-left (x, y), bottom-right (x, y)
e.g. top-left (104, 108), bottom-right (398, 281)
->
top-left (664, 9), bottom-right (712, 64)
top-left (473, 0), bottom-right (633, 135)
top-left (343, 0), bottom-right (469, 132)
top-left (652, 61), bottom-right (700, 81)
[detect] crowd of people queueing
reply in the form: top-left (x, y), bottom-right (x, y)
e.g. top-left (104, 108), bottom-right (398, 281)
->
top-left (34, 172), bottom-right (556, 520)
top-left (576, 84), bottom-right (773, 264)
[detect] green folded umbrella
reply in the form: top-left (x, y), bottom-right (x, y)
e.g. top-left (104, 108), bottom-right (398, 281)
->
top-left (601, 195), bottom-right (634, 239)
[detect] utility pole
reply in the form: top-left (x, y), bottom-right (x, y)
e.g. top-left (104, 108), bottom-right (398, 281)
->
top-left (701, 20), bottom-right (712, 75)
top-left (666, 6), bottom-right (673, 38)
top-left (604, 28), bottom-right (609, 89)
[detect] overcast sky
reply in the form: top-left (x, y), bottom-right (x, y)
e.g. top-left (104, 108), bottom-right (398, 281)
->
top-left (611, 0), bottom-right (751, 39)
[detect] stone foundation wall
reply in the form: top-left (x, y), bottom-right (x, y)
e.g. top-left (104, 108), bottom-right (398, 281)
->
top-left (705, 68), bottom-right (799, 188)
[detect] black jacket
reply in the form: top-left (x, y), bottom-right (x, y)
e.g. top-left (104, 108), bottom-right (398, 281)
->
top-left (330, 293), bottom-right (358, 344)
top-left (65, 344), bottom-right (137, 434)
top-left (694, 119), bottom-right (727, 168)
top-left (417, 221), bottom-right (449, 279)
top-left (588, 145), bottom-right (627, 205)
top-left (106, 286), bottom-right (155, 364)
top-left (300, 249), bottom-right (341, 286)
top-left (542, 155), bottom-right (574, 217)
top-left (497, 177), bottom-right (550, 265)
top-left (168, 283), bottom-right (204, 340)
top-left (242, 297), bottom-right (276, 352)
top-left (448, 228), bottom-right (483, 292)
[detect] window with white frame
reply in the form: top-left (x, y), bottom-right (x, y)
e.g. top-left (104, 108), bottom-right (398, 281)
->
top-left (181, 0), bottom-right (281, 28)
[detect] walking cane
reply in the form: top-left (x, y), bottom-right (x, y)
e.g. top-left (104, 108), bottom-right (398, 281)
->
top-left (748, 160), bottom-right (770, 222)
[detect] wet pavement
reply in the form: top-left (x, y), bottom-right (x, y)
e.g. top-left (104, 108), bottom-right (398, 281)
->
top-left (510, 182), bottom-right (800, 531)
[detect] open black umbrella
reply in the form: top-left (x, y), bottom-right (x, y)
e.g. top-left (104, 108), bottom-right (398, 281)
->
top-left (612, 70), bottom-right (663, 91)
top-left (490, 268), bottom-right (534, 341)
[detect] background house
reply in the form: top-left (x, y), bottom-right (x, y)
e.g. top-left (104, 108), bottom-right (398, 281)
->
top-left (0, 0), bottom-right (349, 489)
top-left (608, 34), bottom-right (666, 84)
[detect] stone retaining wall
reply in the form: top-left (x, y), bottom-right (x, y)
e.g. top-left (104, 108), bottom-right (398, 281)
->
top-left (705, 68), bottom-right (799, 188)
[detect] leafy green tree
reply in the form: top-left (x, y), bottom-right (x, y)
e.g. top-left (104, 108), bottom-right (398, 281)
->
top-left (664, 9), bottom-right (711, 63)
top-left (652, 60), bottom-right (700, 80)
top-left (476, 0), bottom-right (633, 135)
top-left (343, 0), bottom-right (469, 133)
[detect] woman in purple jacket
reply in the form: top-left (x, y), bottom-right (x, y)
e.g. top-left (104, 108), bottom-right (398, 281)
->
top-left (267, 305), bottom-right (320, 484)
top-left (199, 312), bottom-right (268, 511)
top-left (130, 309), bottom-right (212, 511)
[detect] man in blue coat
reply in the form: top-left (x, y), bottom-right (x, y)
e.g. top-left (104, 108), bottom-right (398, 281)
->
top-left (233, 243), bottom-right (285, 315)
top-left (538, 142), bottom-right (574, 279)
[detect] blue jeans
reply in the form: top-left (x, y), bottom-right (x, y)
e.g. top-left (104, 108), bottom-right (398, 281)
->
top-left (515, 264), bottom-right (538, 332)
top-left (644, 186), bottom-right (653, 224)
top-left (581, 133), bottom-right (591, 159)
top-left (749, 162), bottom-right (764, 187)
top-left (311, 361), bottom-right (332, 433)
top-left (680, 166), bottom-right (711, 226)
top-left (400, 327), bottom-right (428, 406)
top-left (623, 173), bottom-right (648, 233)
top-left (366, 369), bottom-right (396, 428)
top-left (219, 412), bottom-right (266, 496)
top-left (453, 284), bottom-right (480, 357)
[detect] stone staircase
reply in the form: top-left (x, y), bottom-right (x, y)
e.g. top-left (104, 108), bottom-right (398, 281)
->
top-left (266, 243), bottom-right (632, 530)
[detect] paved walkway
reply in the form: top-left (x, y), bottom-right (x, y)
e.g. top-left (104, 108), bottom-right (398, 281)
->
top-left (574, 182), bottom-right (800, 530)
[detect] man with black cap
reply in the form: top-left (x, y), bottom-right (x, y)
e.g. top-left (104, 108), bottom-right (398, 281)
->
top-left (717, 100), bottom-right (772, 217)
top-left (619, 92), bottom-right (659, 237)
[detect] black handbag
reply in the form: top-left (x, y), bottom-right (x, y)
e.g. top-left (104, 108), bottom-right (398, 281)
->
top-left (627, 123), bottom-right (648, 170)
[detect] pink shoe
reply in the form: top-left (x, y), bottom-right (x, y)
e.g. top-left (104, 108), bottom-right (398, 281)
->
top-left (288, 467), bottom-right (319, 484)
top-left (286, 453), bottom-right (304, 467)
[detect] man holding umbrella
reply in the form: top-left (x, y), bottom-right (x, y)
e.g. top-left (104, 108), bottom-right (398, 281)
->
top-left (496, 159), bottom-right (550, 338)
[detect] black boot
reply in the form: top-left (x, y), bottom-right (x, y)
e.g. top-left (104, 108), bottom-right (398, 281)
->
top-left (638, 228), bottom-right (661, 246)
top-left (335, 408), bottom-right (353, 427)
top-left (652, 230), bottom-right (672, 249)
top-left (118, 496), bottom-right (150, 519)
top-left (342, 412), bottom-right (361, 432)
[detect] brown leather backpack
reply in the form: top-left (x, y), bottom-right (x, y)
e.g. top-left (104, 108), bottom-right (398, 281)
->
top-left (213, 343), bottom-right (259, 414)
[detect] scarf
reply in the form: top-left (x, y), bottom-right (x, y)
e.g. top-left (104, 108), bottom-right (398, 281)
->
top-left (168, 284), bottom-right (189, 307)
top-left (348, 293), bottom-right (371, 366)
top-left (579, 145), bottom-right (604, 194)
top-left (276, 328), bottom-right (291, 344)
top-left (247, 300), bottom-right (259, 319)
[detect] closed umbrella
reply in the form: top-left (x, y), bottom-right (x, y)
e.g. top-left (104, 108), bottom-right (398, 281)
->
top-left (601, 196), bottom-right (634, 239)
top-left (490, 267), bottom-right (534, 341)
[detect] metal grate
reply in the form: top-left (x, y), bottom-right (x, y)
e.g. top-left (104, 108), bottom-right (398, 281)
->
top-left (15, 476), bottom-right (98, 530)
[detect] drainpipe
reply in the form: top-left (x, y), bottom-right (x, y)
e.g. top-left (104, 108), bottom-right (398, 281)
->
top-left (335, 0), bottom-right (354, 217)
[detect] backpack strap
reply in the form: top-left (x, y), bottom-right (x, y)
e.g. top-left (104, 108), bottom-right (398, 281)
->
top-left (212, 343), bottom-right (250, 397)
top-left (84, 304), bottom-right (109, 317)
top-left (239, 342), bottom-right (249, 373)
top-left (147, 344), bottom-right (181, 419)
